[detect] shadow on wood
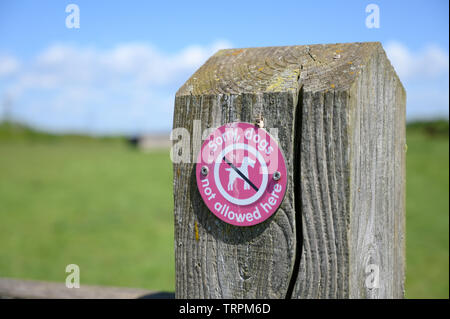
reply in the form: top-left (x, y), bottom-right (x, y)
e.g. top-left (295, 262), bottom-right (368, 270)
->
top-left (190, 163), bottom-right (274, 245)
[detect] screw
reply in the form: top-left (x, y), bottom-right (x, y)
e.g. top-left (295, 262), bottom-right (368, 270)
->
top-left (201, 166), bottom-right (209, 176)
top-left (255, 116), bottom-right (264, 128)
top-left (273, 171), bottom-right (281, 181)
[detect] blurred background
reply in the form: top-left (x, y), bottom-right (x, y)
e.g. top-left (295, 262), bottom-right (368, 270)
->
top-left (0, 0), bottom-right (448, 298)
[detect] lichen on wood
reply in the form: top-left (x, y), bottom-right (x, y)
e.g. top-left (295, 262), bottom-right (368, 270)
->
top-left (173, 42), bottom-right (406, 299)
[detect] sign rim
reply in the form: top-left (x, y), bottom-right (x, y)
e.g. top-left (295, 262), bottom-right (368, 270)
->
top-left (196, 121), bottom-right (288, 227)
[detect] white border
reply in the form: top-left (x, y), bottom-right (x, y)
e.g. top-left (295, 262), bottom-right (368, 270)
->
top-left (214, 143), bottom-right (268, 206)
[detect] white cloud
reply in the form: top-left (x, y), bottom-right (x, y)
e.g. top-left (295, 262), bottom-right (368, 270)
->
top-left (0, 54), bottom-right (20, 77)
top-left (28, 40), bottom-right (232, 87)
top-left (4, 40), bottom-right (446, 133)
top-left (385, 41), bottom-right (449, 80)
top-left (385, 41), bottom-right (449, 120)
top-left (2, 40), bottom-right (232, 134)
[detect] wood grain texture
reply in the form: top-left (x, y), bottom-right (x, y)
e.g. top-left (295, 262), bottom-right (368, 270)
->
top-left (173, 92), bottom-right (299, 298)
top-left (177, 42), bottom-right (379, 96)
top-left (347, 45), bottom-right (406, 298)
top-left (292, 89), bottom-right (352, 298)
top-left (173, 42), bottom-right (406, 298)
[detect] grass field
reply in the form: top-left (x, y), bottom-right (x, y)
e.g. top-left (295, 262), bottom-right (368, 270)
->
top-left (0, 122), bottom-right (448, 298)
top-left (404, 123), bottom-right (449, 298)
top-left (0, 126), bottom-right (174, 292)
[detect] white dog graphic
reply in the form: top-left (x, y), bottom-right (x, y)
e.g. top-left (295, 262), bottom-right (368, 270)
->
top-left (225, 157), bottom-right (256, 191)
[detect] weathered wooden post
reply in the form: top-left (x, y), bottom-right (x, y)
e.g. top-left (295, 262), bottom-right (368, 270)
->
top-left (172, 42), bottom-right (406, 298)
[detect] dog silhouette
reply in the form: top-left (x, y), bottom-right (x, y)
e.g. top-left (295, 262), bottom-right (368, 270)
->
top-left (225, 157), bottom-right (256, 191)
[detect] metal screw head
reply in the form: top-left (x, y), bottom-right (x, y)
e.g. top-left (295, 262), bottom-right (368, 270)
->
top-left (255, 116), bottom-right (264, 128)
top-left (201, 166), bottom-right (209, 176)
top-left (273, 171), bottom-right (281, 181)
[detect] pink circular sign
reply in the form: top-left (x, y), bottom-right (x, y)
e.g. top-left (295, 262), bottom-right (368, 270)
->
top-left (196, 122), bottom-right (287, 226)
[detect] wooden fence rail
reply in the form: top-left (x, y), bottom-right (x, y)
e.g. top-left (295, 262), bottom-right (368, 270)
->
top-left (0, 277), bottom-right (173, 299)
top-left (172, 42), bottom-right (406, 298)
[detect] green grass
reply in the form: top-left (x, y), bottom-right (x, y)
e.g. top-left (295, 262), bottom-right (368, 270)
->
top-left (405, 125), bottom-right (449, 298)
top-left (0, 127), bottom-right (174, 291)
top-left (0, 121), bottom-right (448, 297)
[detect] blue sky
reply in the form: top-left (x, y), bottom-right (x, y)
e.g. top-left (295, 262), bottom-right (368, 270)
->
top-left (0, 0), bottom-right (448, 135)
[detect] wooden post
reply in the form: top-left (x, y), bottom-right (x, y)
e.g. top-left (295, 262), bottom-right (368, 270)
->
top-left (172, 42), bottom-right (406, 298)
